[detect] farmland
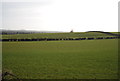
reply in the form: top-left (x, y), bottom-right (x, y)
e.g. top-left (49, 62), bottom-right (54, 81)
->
top-left (1, 32), bottom-right (119, 39)
top-left (2, 39), bottom-right (118, 79)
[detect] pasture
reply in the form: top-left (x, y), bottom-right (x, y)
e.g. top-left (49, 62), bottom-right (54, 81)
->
top-left (2, 39), bottom-right (118, 79)
top-left (1, 32), bottom-right (117, 39)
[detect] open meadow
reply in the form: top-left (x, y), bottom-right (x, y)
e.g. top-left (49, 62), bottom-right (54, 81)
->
top-left (2, 39), bottom-right (118, 79)
top-left (1, 32), bottom-right (117, 39)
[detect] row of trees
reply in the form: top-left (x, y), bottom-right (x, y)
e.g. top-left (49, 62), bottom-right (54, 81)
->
top-left (1, 31), bottom-right (35, 35)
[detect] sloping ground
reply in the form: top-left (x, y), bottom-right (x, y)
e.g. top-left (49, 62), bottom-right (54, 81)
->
top-left (1, 32), bottom-right (119, 39)
top-left (96, 32), bottom-right (120, 36)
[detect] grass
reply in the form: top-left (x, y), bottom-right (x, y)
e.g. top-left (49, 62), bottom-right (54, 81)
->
top-left (1, 32), bottom-right (117, 39)
top-left (2, 39), bottom-right (118, 79)
top-left (0, 42), bottom-right (1, 74)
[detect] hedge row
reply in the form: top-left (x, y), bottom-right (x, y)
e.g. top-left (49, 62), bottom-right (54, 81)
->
top-left (1, 36), bottom-right (119, 41)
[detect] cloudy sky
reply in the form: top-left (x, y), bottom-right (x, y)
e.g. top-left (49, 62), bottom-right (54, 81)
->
top-left (1, 0), bottom-right (119, 32)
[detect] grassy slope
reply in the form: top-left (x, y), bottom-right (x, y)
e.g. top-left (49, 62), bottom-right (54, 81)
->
top-left (2, 39), bottom-right (118, 79)
top-left (1, 32), bottom-right (117, 39)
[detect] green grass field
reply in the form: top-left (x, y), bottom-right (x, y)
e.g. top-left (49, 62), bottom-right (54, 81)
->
top-left (2, 39), bottom-right (118, 79)
top-left (1, 32), bottom-right (117, 39)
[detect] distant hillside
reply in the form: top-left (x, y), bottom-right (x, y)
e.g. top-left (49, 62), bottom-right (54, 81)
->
top-left (1, 31), bottom-right (120, 39)
top-left (87, 31), bottom-right (120, 36)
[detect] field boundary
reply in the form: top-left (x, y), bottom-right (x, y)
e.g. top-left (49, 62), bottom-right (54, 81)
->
top-left (2, 79), bottom-right (119, 81)
top-left (1, 36), bottom-right (120, 41)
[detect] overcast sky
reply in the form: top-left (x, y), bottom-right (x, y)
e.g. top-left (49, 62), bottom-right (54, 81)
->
top-left (1, 0), bottom-right (119, 32)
